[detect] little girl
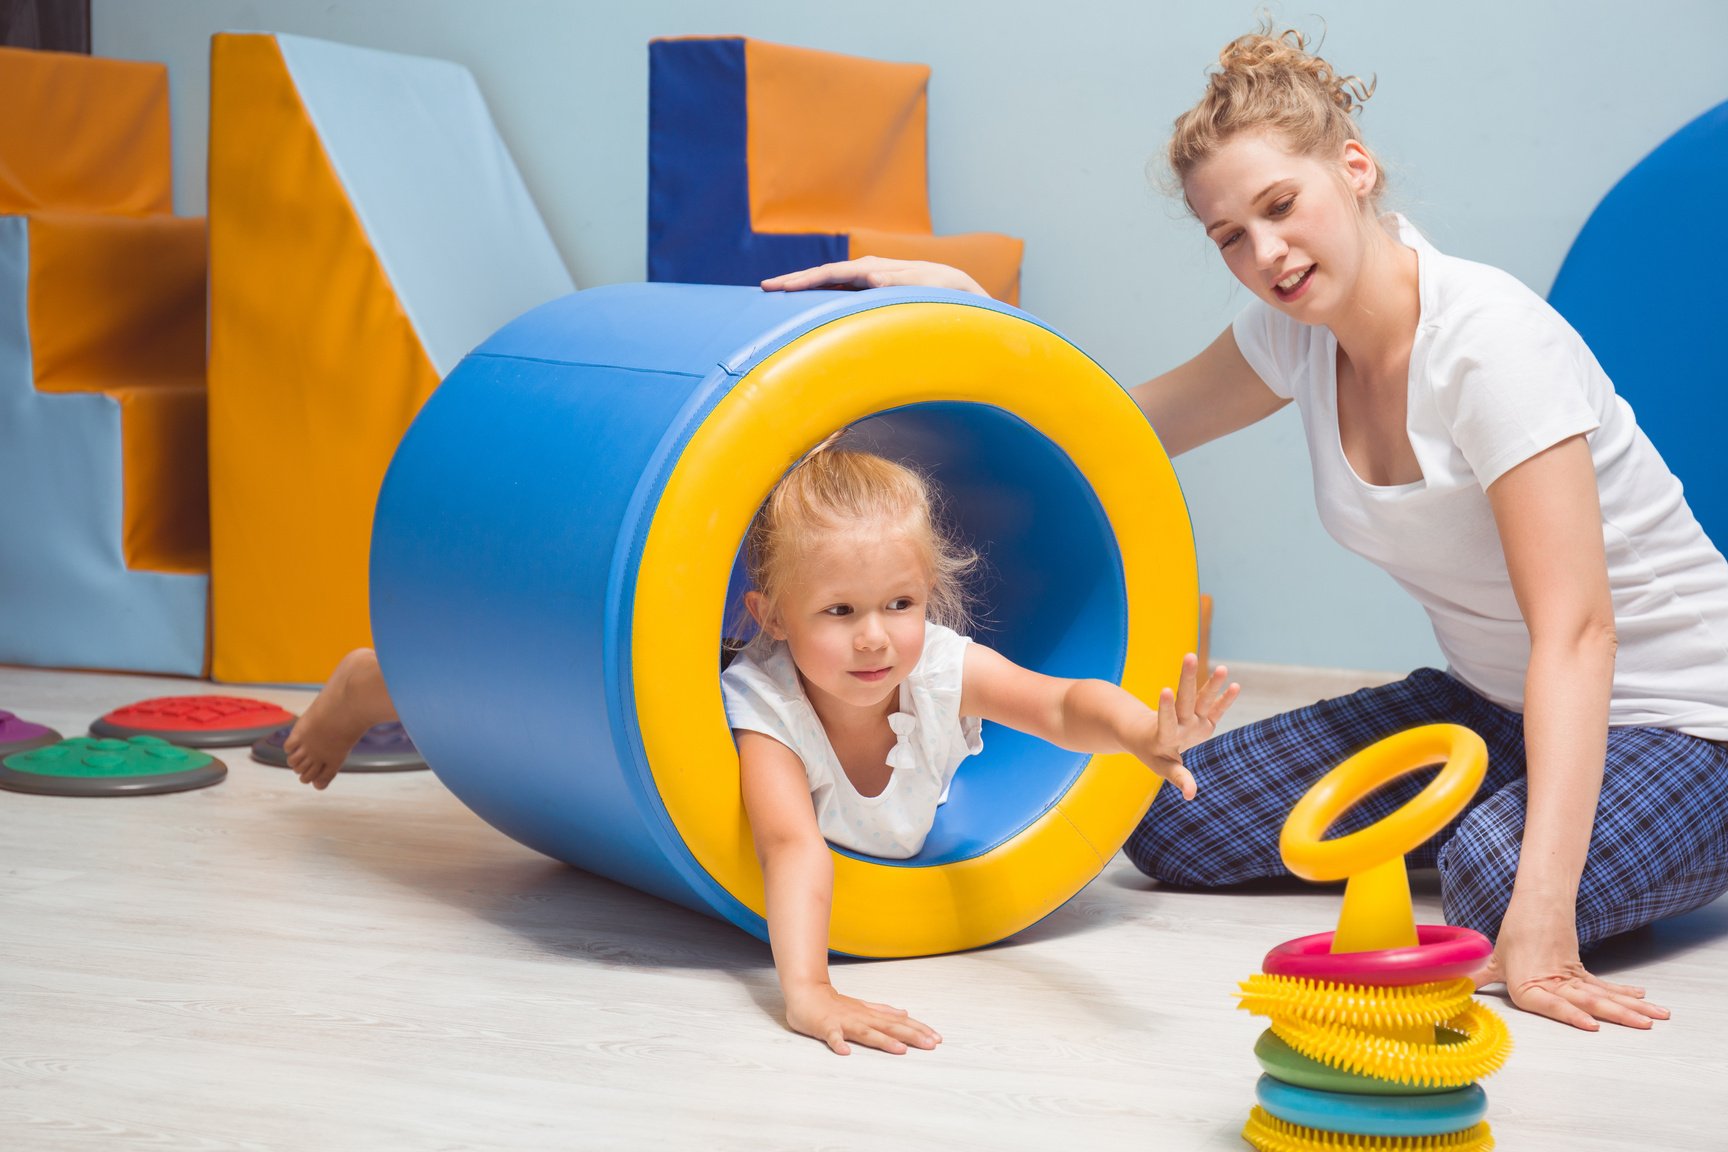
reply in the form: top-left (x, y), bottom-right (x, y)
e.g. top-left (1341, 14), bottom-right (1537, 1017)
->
top-left (723, 441), bottom-right (1237, 1057)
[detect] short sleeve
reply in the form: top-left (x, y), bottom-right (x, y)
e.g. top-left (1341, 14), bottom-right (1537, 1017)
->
top-left (917, 624), bottom-right (983, 759)
top-left (1431, 301), bottom-right (1603, 489)
top-left (1230, 297), bottom-right (1306, 401)
top-left (719, 646), bottom-right (801, 751)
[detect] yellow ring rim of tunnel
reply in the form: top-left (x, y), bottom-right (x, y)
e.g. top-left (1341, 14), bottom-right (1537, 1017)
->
top-left (632, 301), bottom-right (1196, 956)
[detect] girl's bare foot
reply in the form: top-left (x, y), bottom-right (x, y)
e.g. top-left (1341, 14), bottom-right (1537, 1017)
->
top-left (284, 648), bottom-right (398, 790)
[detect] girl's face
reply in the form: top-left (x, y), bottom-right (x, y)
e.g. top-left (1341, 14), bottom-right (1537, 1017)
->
top-left (750, 529), bottom-right (930, 720)
top-left (1183, 131), bottom-right (1378, 326)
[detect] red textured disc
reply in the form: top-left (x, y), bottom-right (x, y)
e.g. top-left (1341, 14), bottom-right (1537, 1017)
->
top-left (90, 696), bottom-right (298, 748)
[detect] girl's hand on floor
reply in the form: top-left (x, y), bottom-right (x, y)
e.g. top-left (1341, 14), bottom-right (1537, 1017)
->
top-left (785, 984), bottom-right (942, 1056)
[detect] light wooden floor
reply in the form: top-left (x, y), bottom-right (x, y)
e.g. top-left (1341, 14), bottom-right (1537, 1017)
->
top-left (3, 660), bottom-right (1725, 1151)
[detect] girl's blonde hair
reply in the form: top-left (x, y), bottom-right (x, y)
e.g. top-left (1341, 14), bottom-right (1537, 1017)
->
top-left (745, 439), bottom-right (978, 635)
top-left (1168, 24), bottom-right (1381, 204)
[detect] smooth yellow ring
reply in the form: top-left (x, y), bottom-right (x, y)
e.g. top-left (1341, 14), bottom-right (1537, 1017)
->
top-left (1280, 724), bottom-right (1488, 883)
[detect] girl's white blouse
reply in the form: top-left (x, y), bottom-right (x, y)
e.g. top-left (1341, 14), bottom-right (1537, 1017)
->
top-left (721, 623), bottom-right (984, 858)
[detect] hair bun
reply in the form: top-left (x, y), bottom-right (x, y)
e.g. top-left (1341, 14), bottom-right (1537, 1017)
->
top-left (1216, 27), bottom-right (1375, 117)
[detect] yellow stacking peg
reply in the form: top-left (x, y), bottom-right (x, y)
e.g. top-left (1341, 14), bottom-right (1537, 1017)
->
top-left (1280, 725), bottom-right (1488, 953)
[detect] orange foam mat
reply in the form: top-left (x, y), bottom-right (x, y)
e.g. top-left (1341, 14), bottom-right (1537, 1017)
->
top-left (0, 46), bottom-right (173, 216)
top-left (744, 38), bottom-right (932, 236)
top-left (25, 212), bottom-right (209, 577)
top-left (108, 382), bottom-right (210, 576)
top-left (207, 33), bottom-right (441, 684)
top-left (649, 36), bottom-right (1023, 303)
top-left (27, 211), bottom-right (206, 391)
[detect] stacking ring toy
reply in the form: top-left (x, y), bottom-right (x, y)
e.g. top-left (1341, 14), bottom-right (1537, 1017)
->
top-left (1262, 926), bottom-right (1492, 986)
top-left (1244, 1108), bottom-right (1492, 1152)
top-left (370, 284), bottom-right (1197, 958)
top-left (1237, 975), bottom-right (1477, 1030)
top-left (1281, 724), bottom-right (1489, 880)
top-left (1255, 1077), bottom-right (1489, 1138)
top-left (1252, 1031), bottom-right (1465, 1096)
top-left (1239, 972), bottom-right (1511, 1089)
top-left (1262, 1000), bottom-right (1512, 1089)
top-left (1238, 724), bottom-right (1512, 1151)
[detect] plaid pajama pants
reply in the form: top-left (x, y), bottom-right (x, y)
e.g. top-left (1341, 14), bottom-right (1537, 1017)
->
top-left (1124, 667), bottom-right (1728, 948)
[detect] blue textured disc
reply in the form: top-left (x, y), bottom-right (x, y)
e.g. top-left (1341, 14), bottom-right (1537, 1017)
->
top-left (1254, 1075), bottom-right (1488, 1137)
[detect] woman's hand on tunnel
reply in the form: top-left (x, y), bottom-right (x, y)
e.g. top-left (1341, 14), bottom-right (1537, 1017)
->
top-left (761, 256), bottom-right (989, 297)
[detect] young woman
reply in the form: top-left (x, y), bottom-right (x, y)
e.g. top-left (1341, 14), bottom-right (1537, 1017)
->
top-left (763, 27), bottom-right (1728, 1033)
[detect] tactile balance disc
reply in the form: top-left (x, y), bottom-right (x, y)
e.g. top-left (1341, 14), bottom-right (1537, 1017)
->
top-left (0, 709), bottom-right (62, 758)
top-left (251, 722), bottom-right (427, 772)
top-left (90, 696), bottom-right (297, 748)
top-left (1, 736), bottom-right (227, 796)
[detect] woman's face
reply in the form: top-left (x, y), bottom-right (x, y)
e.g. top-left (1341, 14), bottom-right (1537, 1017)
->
top-left (1183, 131), bottom-right (1377, 326)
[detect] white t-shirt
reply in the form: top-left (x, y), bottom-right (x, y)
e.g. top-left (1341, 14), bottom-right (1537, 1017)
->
top-left (1232, 214), bottom-right (1728, 741)
top-left (720, 622), bottom-right (985, 858)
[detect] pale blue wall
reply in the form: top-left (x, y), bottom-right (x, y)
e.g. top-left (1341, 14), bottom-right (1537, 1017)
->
top-left (94, 0), bottom-right (1728, 671)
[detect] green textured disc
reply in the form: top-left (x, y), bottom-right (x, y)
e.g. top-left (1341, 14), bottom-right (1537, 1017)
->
top-left (1253, 1028), bottom-right (1471, 1096)
top-left (1, 736), bottom-right (225, 796)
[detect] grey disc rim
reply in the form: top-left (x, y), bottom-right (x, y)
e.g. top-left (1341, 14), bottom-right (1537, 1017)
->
top-left (90, 717), bottom-right (287, 748)
top-left (0, 759), bottom-right (227, 797)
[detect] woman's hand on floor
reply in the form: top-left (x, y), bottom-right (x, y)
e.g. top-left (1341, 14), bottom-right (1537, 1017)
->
top-left (1476, 896), bottom-right (1670, 1030)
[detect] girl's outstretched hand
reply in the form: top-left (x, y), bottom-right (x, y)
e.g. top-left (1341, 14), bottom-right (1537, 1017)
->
top-left (785, 983), bottom-right (942, 1056)
top-left (1134, 654), bottom-right (1239, 800)
top-left (761, 256), bottom-right (988, 297)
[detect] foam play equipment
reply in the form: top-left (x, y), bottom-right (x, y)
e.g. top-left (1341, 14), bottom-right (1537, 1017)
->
top-left (649, 36), bottom-right (1023, 304)
top-left (251, 722), bottom-right (426, 772)
top-left (91, 696), bottom-right (296, 748)
top-left (1237, 725), bottom-right (1510, 1152)
top-left (207, 32), bottom-right (575, 684)
top-left (371, 283), bottom-right (1197, 958)
top-left (0, 47), bottom-right (209, 675)
top-left (1549, 99), bottom-right (1728, 549)
top-left (1, 736), bottom-right (226, 797)
top-left (0, 46), bottom-right (172, 216)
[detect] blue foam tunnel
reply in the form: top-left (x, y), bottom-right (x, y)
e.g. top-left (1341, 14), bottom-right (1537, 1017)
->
top-left (369, 282), bottom-right (1196, 957)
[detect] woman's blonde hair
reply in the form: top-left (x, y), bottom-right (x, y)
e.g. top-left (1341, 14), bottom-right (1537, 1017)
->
top-left (745, 438), bottom-right (978, 636)
top-left (1168, 24), bottom-right (1380, 203)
